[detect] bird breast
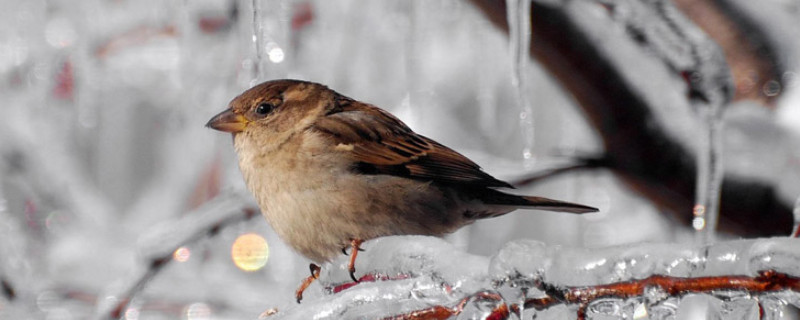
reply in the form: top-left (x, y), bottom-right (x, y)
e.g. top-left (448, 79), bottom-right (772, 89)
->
top-left (233, 131), bottom-right (471, 262)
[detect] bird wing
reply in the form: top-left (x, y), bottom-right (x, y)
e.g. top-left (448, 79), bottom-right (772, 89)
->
top-left (312, 99), bottom-right (512, 188)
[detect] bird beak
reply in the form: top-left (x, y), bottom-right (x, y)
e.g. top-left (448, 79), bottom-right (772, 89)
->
top-left (206, 109), bottom-right (248, 133)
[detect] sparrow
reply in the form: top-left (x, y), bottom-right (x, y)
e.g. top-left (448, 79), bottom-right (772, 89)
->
top-left (206, 79), bottom-right (597, 301)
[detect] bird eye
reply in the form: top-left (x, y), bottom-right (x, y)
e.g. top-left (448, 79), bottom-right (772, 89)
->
top-left (255, 102), bottom-right (275, 116)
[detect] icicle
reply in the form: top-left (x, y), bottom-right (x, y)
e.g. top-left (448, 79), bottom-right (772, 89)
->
top-left (791, 196), bottom-right (800, 238)
top-left (251, 0), bottom-right (264, 84)
top-left (249, 0), bottom-right (288, 85)
top-left (506, 0), bottom-right (535, 169)
top-left (692, 105), bottom-right (725, 244)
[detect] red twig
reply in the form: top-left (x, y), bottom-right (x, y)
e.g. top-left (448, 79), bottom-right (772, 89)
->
top-left (387, 270), bottom-right (799, 320)
top-left (384, 291), bottom-right (509, 320)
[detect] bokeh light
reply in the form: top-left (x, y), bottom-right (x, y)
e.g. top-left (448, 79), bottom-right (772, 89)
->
top-left (692, 204), bottom-right (706, 231)
top-left (231, 233), bottom-right (269, 272)
top-left (692, 217), bottom-right (706, 231)
top-left (173, 247), bottom-right (191, 262)
top-left (265, 42), bottom-right (284, 63)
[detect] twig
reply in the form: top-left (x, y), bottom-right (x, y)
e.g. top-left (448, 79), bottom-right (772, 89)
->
top-left (386, 270), bottom-right (799, 320)
top-left (93, 193), bottom-right (257, 320)
top-left (509, 156), bottom-right (608, 188)
top-left (468, 0), bottom-right (795, 236)
top-left (383, 291), bottom-right (509, 320)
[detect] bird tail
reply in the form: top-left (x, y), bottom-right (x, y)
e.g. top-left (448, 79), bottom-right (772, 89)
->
top-left (514, 195), bottom-right (599, 213)
top-left (473, 188), bottom-right (598, 215)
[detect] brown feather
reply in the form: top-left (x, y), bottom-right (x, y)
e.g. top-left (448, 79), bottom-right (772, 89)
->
top-left (460, 187), bottom-right (598, 215)
top-left (313, 98), bottom-right (512, 188)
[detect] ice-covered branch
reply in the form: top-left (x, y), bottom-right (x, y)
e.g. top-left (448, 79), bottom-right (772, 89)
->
top-left (469, 0), bottom-right (800, 237)
top-left (268, 236), bottom-right (800, 319)
top-left (93, 192), bottom-right (257, 320)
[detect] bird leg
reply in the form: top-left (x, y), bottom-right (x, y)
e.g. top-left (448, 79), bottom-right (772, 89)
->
top-left (294, 263), bottom-right (321, 303)
top-left (347, 238), bottom-right (364, 283)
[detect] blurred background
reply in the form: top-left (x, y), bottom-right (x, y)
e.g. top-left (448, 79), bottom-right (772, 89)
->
top-left (0, 0), bottom-right (799, 319)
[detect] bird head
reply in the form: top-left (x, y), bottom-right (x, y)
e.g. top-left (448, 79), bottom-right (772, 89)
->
top-left (206, 79), bottom-right (334, 148)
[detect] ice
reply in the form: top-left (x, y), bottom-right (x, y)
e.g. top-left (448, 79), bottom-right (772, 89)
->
top-left (793, 196), bottom-right (800, 237)
top-left (506, 0), bottom-right (536, 168)
top-left (262, 236), bottom-right (800, 319)
top-left (596, 0), bottom-right (734, 244)
top-left (747, 238), bottom-right (800, 276)
top-left (719, 297), bottom-right (759, 320)
top-left (270, 236), bottom-right (490, 320)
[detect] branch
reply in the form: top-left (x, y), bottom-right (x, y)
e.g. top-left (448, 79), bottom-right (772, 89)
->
top-left (386, 270), bottom-right (800, 320)
top-left (92, 192), bottom-right (257, 320)
top-left (469, 0), bottom-right (796, 236)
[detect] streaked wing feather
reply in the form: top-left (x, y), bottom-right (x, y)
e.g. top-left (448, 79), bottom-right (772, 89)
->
top-left (313, 101), bottom-right (511, 188)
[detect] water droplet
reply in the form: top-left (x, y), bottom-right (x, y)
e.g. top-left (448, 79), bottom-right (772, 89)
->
top-left (522, 149), bottom-right (533, 159)
top-left (763, 80), bottom-right (781, 97)
top-left (692, 217), bottom-right (705, 231)
top-left (231, 233), bottom-right (269, 271)
top-left (265, 42), bottom-right (284, 63)
top-left (692, 205), bottom-right (707, 231)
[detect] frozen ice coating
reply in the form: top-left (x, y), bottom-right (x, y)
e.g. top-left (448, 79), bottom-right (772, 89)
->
top-left (319, 236), bottom-right (489, 287)
top-left (265, 237), bottom-right (800, 319)
top-left (489, 238), bottom-right (800, 286)
top-left (793, 196), bottom-right (800, 237)
top-left (272, 236), bottom-right (490, 320)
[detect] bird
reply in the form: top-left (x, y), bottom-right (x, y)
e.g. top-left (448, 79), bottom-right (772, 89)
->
top-left (206, 79), bottom-right (597, 301)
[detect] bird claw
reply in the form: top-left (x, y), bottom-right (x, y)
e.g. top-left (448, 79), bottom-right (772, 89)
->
top-left (341, 245), bottom-right (366, 256)
top-left (309, 263), bottom-right (321, 278)
top-left (295, 263), bottom-right (321, 303)
top-left (347, 238), bottom-right (364, 283)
